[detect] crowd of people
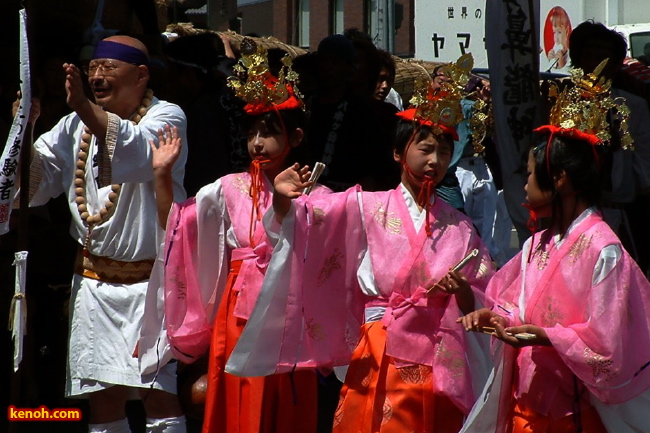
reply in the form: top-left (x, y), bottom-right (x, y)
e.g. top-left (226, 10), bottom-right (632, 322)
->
top-left (3, 16), bottom-right (650, 433)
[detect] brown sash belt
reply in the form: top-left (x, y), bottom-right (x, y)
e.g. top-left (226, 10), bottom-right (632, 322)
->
top-left (75, 247), bottom-right (154, 284)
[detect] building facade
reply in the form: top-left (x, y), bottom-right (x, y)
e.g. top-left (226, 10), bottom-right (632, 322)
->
top-left (233, 0), bottom-right (415, 56)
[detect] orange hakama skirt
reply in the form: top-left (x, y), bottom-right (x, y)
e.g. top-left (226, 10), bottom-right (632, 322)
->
top-left (202, 260), bottom-right (318, 433)
top-left (508, 399), bottom-right (607, 433)
top-left (332, 321), bottom-right (464, 433)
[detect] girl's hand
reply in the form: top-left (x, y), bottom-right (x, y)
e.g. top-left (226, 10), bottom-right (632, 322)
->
top-left (433, 269), bottom-right (471, 296)
top-left (494, 324), bottom-right (551, 348)
top-left (150, 125), bottom-right (181, 173)
top-left (274, 163), bottom-right (313, 199)
top-left (431, 269), bottom-right (474, 314)
top-left (457, 307), bottom-right (501, 332)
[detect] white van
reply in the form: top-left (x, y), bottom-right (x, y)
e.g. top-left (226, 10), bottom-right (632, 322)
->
top-left (611, 23), bottom-right (650, 60)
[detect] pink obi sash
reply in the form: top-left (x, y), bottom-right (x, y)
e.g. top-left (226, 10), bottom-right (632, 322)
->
top-left (230, 241), bottom-right (272, 320)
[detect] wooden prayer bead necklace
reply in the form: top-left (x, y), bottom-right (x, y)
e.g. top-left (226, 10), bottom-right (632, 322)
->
top-left (76, 89), bottom-right (153, 256)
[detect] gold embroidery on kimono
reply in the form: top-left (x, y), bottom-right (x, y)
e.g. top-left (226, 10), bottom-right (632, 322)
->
top-left (568, 233), bottom-right (592, 265)
top-left (312, 207), bottom-right (326, 225)
top-left (534, 246), bottom-right (550, 270)
top-left (379, 397), bottom-right (393, 425)
top-left (435, 340), bottom-right (465, 378)
top-left (372, 202), bottom-right (402, 235)
top-left (169, 272), bottom-right (187, 300)
top-left (305, 317), bottom-right (326, 342)
top-left (584, 347), bottom-right (613, 378)
top-left (413, 262), bottom-right (430, 287)
top-left (540, 295), bottom-right (565, 326)
top-left (232, 173), bottom-right (250, 195)
top-left (477, 256), bottom-right (491, 278)
top-left (397, 364), bottom-right (432, 385)
top-left (317, 248), bottom-right (343, 286)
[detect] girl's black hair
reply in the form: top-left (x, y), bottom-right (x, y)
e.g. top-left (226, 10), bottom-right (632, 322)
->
top-left (531, 133), bottom-right (608, 236)
top-left (393, 119), bottom-right (453, 156)
top-left (240, 108), bottom-right (306, 136)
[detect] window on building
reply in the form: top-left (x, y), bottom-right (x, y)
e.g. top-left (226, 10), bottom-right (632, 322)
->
top-left (333, 0), bottom-right (344, 34)
top-left (298, 0), bottom-right (310, 48)
top-left (367, 0), bottom-right (378, 42)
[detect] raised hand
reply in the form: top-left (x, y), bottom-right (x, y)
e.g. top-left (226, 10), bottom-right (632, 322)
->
top-left (12, 91), bottom-right (41, 124)
top-left (274, 163), bottom-right (313, 199)
top-left (273, 163), bottom-right (313, 223)
top-left (150, 125), bottom-right (181, 173)
top-left (63, 63), bottom-right (87, 112)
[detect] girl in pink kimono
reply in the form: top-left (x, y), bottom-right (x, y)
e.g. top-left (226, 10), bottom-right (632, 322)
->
top-left (149, 42), bottom-right (326, 433)
top-left (226, 81), bottom-right (495, 433)
top-left (458, 68), bottom-right (650, 433)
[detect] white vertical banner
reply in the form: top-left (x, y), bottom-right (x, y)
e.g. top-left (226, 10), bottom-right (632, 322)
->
top-left (10, 251), bottom-right (28, 372)
top-left (0, 9), bottom-right (31, 235)
top-left (486, 0), bottom-right (541, 243)
top-left (3, 9), bottom-right (31, 373)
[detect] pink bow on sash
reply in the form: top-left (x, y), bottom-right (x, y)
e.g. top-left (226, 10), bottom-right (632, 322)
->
top-left (381, 287), bottom-right (449, 367)
top-left (383, 287), bottom-right (428, 319)
top-left (231, 241), bottom-right (272, 320)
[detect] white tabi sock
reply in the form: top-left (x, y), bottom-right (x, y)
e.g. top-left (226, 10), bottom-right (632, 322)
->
top-left (146, 415), bottom-right (187, 433)
top-left (88, 417), bottom-right (131, 433)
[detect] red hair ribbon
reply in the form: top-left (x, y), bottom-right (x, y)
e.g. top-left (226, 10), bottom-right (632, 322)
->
top-left (534, 125), bottom-right (601, 174)
top-left (396, 109), bottom-right (459, 141)
top-left (244, 82), bottom-right (303, 116)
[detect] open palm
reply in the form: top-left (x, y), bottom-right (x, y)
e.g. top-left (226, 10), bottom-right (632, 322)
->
top-left (151, 124), bottom-right (181, 172)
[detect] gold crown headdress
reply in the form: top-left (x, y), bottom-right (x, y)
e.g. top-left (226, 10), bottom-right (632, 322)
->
top-left (397, 54), bottom-right (473, 138)
top-left (228, 38), bottom-right (303, 115)
top-left (439, 53), bottom-right (493, 154)
top-left (541, 59), bottom-right (633, 149)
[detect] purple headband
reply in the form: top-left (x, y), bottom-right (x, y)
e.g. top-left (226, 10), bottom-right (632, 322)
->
top-left (92, 40), bottom-right (149, 66)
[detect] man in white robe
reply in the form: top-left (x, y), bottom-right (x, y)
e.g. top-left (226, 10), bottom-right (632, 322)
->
top-left (16, 35), bottom-right (188, 433)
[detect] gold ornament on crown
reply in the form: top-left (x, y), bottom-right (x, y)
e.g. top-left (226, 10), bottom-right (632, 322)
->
top-left (436, 53), bottom-right (493, 155)
top-left (467, 97), bottom-right (493, 155)
top-left (227, 38), bottom-right (302, 107)
top-left (546, 59), bottom-right (633, 149)
top-left (75, 88), bottom-right (154, 256)
top-left (408, 54), bottom-right (473, 135)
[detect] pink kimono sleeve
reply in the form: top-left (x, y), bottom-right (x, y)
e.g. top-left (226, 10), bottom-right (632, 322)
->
top-left (163, 198), bottom-right (213, 363)
top-left (545, 253), bottom-right (650, 404)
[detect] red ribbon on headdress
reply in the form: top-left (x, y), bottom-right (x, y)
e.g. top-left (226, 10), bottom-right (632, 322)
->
top-left (533, 124), bottom-right (602, 176)
top-left (396, 109), bottom-right (459, 141)
top-left (533, 125), bottom-right (601, 146)
top-left (244, 82), bottom-right (303, 116)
